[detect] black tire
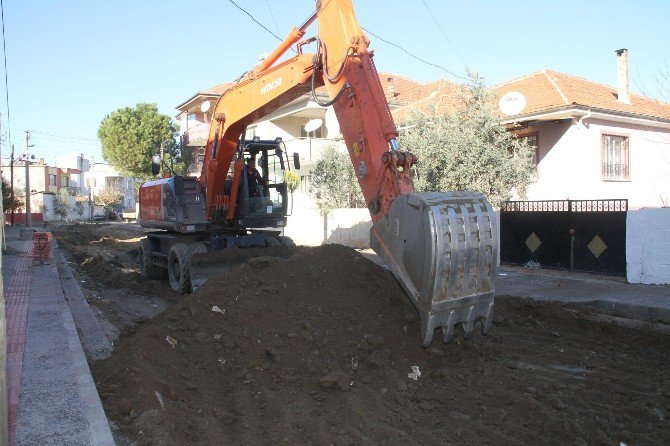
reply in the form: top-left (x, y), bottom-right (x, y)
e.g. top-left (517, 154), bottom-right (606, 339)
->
top-left (139, 238), bottom-right (165, 280)
top-left (279, 236), bottom-right (295, 247)
top-left (168, 243), bottom-right (192, 294)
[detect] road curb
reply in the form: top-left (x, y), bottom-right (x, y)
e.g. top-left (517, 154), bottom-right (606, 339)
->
top-left (53, 242), bottom-right (113, 360)
top-left (583, 299), bottom-right (670, 325)
top-left (52, 242), bottom-right (116, 445)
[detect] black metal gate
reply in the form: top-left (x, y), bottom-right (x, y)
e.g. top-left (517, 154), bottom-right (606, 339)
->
top-left (500, 199), bottom-right (627, 276)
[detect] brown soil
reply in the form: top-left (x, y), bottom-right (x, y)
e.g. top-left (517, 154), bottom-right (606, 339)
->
top-left (52, 223), bottom-right (176, 341)
top-left (92, 244), bottom-right (670, 446)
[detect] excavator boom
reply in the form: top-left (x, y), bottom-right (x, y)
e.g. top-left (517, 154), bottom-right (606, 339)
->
top-left (146, 0), bottom-right (497, 346)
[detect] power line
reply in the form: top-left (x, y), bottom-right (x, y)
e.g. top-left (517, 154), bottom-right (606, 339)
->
top-left (361, 27), bottom-right (467, 81)
top-left (419, 0), bottom-right (468, 69)
top-left (30, 130), bottom-right (99, 142)
top-left (227, 0), bottom-right (283, 42)
top-left (30, 139), bottom-right (100, 149)
top-left (1, 0), bottom-right (11, 149)
top-left (265, 0), bottom-right (281, 35)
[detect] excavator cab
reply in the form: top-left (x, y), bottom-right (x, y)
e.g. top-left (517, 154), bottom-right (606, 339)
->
top-left (232, 139), bottom-right (290, 230)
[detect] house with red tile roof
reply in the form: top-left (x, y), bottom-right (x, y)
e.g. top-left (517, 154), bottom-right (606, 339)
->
top-left (494, 50), bottom-right (670, 210)
top-left (391, 50), bottom-right (670, 210)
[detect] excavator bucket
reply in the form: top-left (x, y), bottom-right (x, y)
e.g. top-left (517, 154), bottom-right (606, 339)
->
top-left (370, 191), bottom-right (497, 347)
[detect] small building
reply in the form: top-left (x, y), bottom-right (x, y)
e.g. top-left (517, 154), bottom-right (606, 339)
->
top-left (495, 49), bottom-right (670, 209)
top-left (57, 154), bottom-right (138, 211)
top-left (84, 162), bottom-right (137, 210)
top-left (1, 158), bottom-right (81, 197)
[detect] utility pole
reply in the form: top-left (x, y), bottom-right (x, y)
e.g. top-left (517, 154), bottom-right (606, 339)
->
top-left (0, 114), bottom-right (8, 446)
top-left (9, 144), bottom-right (14, 226)
top-left (24, 131), bottom-right (32, 227)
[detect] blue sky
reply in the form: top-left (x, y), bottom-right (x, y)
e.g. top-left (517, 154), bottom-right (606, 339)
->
top-left (1, 0), bottom-right (668, 164)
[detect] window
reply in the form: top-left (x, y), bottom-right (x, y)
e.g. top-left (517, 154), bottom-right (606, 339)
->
top-left (300, 124), bottom-right (322, 138)
top-left (517, 132), bottom-right (539, 180)
top-left (62, 176), bottom-right (69, 187)
top-left (49, 174), bottom-right (57, 186)
top-left (602, 134), bottom-right (629, 180)
top-left (186, 112), bottom-right (197, 130)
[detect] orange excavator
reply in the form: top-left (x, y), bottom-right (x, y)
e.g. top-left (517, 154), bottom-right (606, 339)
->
top-left (138, 0), bottom-right (497, 347)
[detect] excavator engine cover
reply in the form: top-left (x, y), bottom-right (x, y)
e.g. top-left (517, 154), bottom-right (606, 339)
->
top-left (370, 192), bottom-right (497, 347)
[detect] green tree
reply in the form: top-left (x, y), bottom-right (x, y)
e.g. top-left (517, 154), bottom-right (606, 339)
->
top-left (285, 170), bottom-right (301, 193)
top-left (73, 200), bottom-right (86, 218)
top-left (53, 190), bottom-right (72, 221)
top-left (399, 74), bottom-right (535, 206)
top-left (98, 103), bottom-right (185, 178)
top-left (310, 144), bottom-right (365, 214)
top-left (2, 177), bottom-right (22, 213)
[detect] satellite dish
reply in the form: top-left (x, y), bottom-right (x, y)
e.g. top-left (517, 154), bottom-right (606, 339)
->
top-left (304, 118), bottom-right (323, 133)
top-left (200, 100), bottom-right (211, 113)
top-left (499, 91), bottom-right (527, 116)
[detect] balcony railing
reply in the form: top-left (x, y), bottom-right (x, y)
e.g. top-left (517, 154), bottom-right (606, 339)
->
top-left (183, 123), bottom-right (210, 146)
top-left (602, 163), bottom-right (629, 180)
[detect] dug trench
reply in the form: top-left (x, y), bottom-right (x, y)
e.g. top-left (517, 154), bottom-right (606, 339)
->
top-left (54, 224), bottom-right (669, 445)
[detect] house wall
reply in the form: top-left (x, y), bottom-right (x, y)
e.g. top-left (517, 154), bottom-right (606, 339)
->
top-left (1, 164), bottom-right (81, 198)
top-left (249, 112), bottom-right (344, 178)
top-left (284, 193), bottom-right (371, 248)
top-left (55, 154), bottom-right (89, 192)
top-left (21, 193), bottom-right (94, 222)
top-left (526, 118), bottom-right (670, 209)
top-left (627, 208), bottom-right (670, 284)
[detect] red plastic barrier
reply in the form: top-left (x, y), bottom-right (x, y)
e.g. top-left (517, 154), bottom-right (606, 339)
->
top-left (32, 231), bottom-right (52, 264)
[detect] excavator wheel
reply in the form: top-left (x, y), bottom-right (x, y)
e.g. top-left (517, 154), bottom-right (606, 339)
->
top-left (279, 236), bottom-right (295, 246)
top-left (264, 235), bottom-right (295, 247)
top-left (138, 238), bottom-right (166, 280)
top-left (168, 243), bottom-right (193, 294)
top-left (370, 191), bottom-right (497, 347)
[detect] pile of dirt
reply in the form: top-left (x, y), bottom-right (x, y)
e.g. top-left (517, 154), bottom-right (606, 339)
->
top-left (93, 244), bottom-right (670, 445)
top-left (53, 223), bottom-right (177, 341)
top-left (54, 224), bottom-right (162, 294)
top-left (52, 223), bottom-right (299, 343)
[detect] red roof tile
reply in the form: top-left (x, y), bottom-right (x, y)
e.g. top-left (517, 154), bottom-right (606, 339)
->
top-left (495, 69), bottom-right (670, 120)
top-left (204, 82), bottom-right (235, 96)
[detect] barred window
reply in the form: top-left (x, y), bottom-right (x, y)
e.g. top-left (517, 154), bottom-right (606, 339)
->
top-left (602, 134), bottom-right (629, 180)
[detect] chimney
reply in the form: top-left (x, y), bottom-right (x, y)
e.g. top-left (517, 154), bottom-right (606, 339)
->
top-left (615, 48), bottom-right (630, 104)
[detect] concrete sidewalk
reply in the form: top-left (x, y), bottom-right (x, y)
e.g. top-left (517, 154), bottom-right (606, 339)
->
top-left (496, 265), bottom-right (670, 326)
top-left (360, 249), bottom-right (670, 325)
top-left (3, 226), bottom-right (114, 446)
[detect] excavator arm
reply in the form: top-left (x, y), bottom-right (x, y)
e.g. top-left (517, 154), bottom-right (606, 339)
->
top-left (199, 0), bottom-right (497, 346)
